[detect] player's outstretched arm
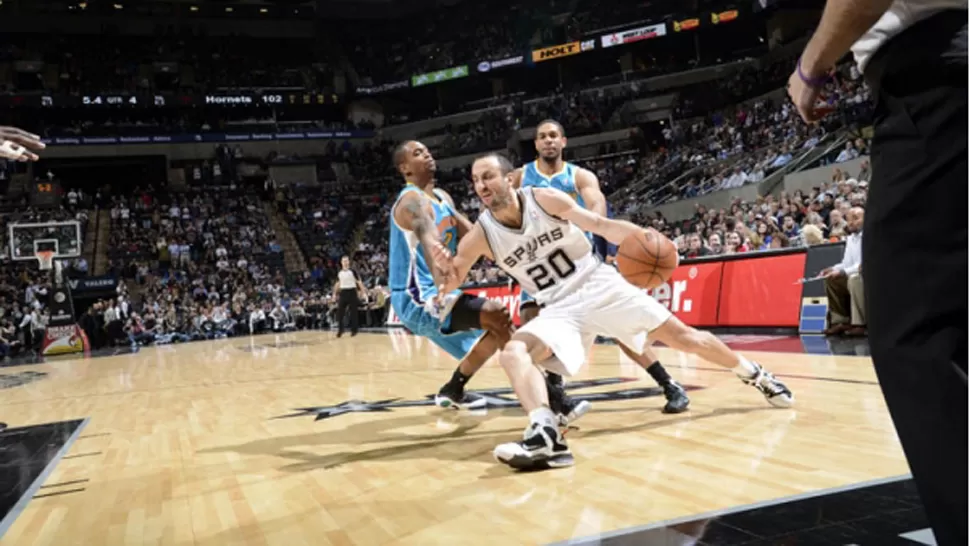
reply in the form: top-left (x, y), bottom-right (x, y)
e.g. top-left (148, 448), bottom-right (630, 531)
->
top-left (533, 187), bottom-right (643, 245)
top-left (430, 223), bottom-right (490, 294)
top-left (574, 168), bottom-right (607, 216)
top-left (575, 167), bottom-right (611, 258)
top-left (394, 191), bottom-right (446, 284)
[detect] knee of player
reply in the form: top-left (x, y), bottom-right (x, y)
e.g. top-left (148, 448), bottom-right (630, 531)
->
top-left (499, 340), bottom-right (528, 369)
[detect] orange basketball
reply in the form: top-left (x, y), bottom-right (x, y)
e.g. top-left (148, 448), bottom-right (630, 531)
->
top-left (616, 229), bottom-right (679, 289)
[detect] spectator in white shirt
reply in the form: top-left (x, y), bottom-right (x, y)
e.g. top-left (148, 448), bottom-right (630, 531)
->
top-left (821, 206), bottom-right (865, 337)
top-left (835, 142), bottom-right (860, 163)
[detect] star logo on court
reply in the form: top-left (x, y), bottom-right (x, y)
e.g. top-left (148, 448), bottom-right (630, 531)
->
top-left (274, 399), bottom-right (402, 421)
top-left (272, 378), bottom-right (704, 423)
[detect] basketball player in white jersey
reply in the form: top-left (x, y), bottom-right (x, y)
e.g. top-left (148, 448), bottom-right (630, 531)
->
top-left (512, 119), bottom-right (689, 414)
top-left (431, 154), bottom-right (794, 470)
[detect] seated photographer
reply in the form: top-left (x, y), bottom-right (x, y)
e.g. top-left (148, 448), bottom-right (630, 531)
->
top-left (822, 207), bottom-right (866, 337)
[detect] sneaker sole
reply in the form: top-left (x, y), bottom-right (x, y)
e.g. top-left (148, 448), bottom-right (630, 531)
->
top-left (434, 394), bottom-right (488, 410)
top-left (495, 451), bottom-right (575, 470)
top-left (766, 392), bottom-right (795, 408)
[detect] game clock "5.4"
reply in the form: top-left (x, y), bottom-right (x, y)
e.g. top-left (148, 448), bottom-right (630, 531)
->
top-left (80, 95), bottom-right (166, 107)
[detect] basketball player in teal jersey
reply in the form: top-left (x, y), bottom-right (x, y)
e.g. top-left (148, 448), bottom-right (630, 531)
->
top-left (389, 141), bottom-right (586, 420)
top-left (511, 120), bottom-right (690, 414)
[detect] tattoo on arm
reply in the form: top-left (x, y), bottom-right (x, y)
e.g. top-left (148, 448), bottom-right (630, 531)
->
top-left (401, 197), bottom-right (445, 286)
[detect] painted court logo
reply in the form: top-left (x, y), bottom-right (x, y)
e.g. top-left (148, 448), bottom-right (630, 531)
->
top-left (0, 371), bottom-right (48, 390)
top-left (274, 377), bottom-right (700, 421)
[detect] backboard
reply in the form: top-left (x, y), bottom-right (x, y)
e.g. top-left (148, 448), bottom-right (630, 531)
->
top-left (8, 221), bottom-right (82, 263)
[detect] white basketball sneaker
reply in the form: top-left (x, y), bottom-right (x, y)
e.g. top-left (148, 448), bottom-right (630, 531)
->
top-left (740, 362), bottom-right (795, 408)
top-left (493, 421), bottom-right (574, 470)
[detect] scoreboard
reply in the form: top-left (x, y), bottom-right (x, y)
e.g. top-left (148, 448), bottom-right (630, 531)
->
top-left (30, 181), bottom-right (62, 208)
top-left (0, 91), bottom-right (339, 109)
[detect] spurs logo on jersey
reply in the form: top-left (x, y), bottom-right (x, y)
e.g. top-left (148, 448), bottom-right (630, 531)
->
top-left (504, 227), bottom-right (565, 269)
top-left (479, 187), bottom-right (599, 307)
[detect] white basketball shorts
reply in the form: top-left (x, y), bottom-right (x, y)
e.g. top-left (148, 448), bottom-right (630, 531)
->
top-left (517, 264), bottom-right (673, 376)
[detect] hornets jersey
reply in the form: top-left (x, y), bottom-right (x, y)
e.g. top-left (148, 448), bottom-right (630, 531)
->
top-left (388, 184), bottom-right (460, 301)
top-left (520, 160), bottom-right (586, 210)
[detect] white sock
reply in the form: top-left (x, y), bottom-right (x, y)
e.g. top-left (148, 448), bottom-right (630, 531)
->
top-left (734, 356), bottom-right (760, 379)
top-left (528, 406), bottom-right (557, 428)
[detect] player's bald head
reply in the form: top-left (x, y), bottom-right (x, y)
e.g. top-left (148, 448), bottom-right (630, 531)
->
top-left (472, 153), bottom-right (515, 176)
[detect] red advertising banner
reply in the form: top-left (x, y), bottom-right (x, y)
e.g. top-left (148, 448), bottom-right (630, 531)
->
top-left (387, 251), bottom-right (808, 329)
top-left (645, 261), bottom-right (723, 326)
top-left (717, 253), bottom-right (806, 326)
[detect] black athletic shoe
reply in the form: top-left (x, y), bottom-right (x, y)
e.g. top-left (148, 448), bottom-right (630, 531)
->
top-left (434, 383), bottom-right (487, 410)
top-left (662, 381), bottom-right (690, 414)
top-left (493, 422), bottom-right (574, 470)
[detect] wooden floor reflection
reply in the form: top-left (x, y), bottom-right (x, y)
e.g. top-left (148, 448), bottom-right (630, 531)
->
top-left (0, 330), bottom-right (908, 545)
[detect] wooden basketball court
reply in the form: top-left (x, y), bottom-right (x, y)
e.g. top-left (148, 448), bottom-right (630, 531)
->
top-left (0, 330), bottom-right (910, 545)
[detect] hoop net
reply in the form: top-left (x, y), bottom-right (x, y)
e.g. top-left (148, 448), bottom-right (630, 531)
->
top-left (36, 250), bottom-right (55, 271)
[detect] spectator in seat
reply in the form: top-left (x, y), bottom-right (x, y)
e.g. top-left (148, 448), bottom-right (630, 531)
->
top-left (707, 233), bottom-right (723, 255)
top-left (821, 206), bottom-right (865, 337)
top-left (683, 233), bottom-right (711, 259)
top-left (0, 319), bottom-right (19, 359)
top-left (801, 224), bottom-right (826, 246)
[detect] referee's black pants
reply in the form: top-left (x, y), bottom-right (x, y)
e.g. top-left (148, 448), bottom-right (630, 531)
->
top-left (863, 11), bottom-right (967, 546)
top-left (336, 289), bottom-right (360, 336)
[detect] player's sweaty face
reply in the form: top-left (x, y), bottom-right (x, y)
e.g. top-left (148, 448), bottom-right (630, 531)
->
top-left (472, 159), bottom-right (511, 210)
top-left (535, 125), bottom-right (564, 159)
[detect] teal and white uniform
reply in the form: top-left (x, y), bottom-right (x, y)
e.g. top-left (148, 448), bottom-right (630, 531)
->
top-left (388, 184), bottom-right (484, 359)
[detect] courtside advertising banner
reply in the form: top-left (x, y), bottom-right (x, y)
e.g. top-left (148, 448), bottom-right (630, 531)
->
top-left (477, 56), bottom-right (525, 73)
top-left (644, 261), bottom-right (723, 326)
top-left (356, 80), bottom-right (410, 95)
top-left (715, 253), bottom-right (806, 326)
top-left (710, 9), bottom-right (740, 24)
top-left (387, 250), bottom-right (813, 329)
top-left (531, 40), bottom-right (595, 63)
top-left (672, 17), bottom-right (701, 32)
top-left (411, 65), bottom-right (470, 87)
top-left (600, 23), bottom-right (667, 48)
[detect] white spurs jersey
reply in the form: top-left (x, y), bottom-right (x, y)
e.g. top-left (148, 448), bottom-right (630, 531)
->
top-left (478, 187), bottom-right (599, 306)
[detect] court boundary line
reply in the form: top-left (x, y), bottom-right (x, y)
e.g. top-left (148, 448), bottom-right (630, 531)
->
top-left (545, 473), bottom-right (913, 545)
top-left (0, 417), bottom-right (90, 540)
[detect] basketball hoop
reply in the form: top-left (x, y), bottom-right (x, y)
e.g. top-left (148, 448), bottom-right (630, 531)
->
top-left (36, 250), bottom-right (55, 271)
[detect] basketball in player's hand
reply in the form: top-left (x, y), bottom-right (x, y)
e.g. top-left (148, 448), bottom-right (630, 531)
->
top-left (616, 229), bottom-right (679, 289)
